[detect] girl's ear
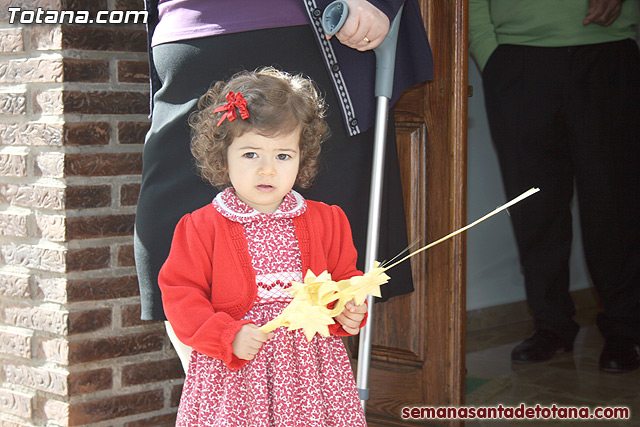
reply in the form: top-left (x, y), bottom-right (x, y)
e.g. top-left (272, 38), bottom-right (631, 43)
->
top-left (222, 157), bottom-right (230, 181)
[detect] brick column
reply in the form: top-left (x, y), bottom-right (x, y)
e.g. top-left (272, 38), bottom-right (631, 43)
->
top-left (0, 1), bottom-right (183, 426)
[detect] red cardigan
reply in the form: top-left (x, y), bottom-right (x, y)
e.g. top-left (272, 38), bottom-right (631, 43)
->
top-left (158, 200), bottom-right (364, 369)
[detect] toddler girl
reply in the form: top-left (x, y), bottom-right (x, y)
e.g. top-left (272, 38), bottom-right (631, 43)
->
top-left (159, 67), bottom-right (368, 426)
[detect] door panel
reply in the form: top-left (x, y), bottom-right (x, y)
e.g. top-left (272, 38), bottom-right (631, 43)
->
top-left (362, 0), bottom-right (468, 425)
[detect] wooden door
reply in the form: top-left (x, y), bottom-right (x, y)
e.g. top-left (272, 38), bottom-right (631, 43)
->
top-left (360, 0), bottom-right (468, 425)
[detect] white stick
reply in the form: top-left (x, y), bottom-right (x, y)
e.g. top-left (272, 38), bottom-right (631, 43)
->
top-left (385, 188), bottom-right (540, 270)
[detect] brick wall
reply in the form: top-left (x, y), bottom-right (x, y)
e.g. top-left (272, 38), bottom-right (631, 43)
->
top-left (0, 1), bottom-right (183, 425)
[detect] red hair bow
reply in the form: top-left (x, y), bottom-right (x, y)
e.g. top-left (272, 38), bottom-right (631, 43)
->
top-left (213, 91), bottom-right (250, 127)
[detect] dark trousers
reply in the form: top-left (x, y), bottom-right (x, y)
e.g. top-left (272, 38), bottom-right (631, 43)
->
top-left (482, 40), bottom-right (640, 343)
top-left (134, 26), bottom-right (413, 321)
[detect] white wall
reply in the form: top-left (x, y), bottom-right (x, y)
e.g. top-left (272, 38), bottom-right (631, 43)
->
top-left (465, 58), bottom-right (592, 311)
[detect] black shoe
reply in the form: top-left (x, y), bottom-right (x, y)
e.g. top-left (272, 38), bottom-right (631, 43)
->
top-left (599, 336), bottom-right (640, 373)
top-left (511, 330), bottom-right (573, 363)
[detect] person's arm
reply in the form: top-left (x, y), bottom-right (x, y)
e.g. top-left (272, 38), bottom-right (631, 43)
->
top-left (469, 0), bottom-right (498, 72)
top-left (159, 213), bottom-right (253, 369)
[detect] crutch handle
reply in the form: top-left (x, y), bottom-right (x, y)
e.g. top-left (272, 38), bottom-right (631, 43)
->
top-left (322, 0), bottom-right (349, 36)
top-left (321, 1), bottom-right (404, 98)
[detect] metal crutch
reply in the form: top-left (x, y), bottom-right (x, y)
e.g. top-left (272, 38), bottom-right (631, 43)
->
top-left (322, 1), bottom-right (404, 411)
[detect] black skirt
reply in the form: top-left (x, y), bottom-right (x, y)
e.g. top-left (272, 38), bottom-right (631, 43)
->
top-left (134, 25), bottom-right (414, 321)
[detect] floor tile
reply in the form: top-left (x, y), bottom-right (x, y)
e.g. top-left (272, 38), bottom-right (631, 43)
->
top-left (466, 313), bottom-right (639, 426)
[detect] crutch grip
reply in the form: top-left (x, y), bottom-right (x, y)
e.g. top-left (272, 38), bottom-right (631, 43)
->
top-left (322, 1), bottom-right (349, 36)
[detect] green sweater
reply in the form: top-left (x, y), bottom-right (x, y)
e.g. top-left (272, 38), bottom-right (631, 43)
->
top-left (469, 0), bottom-right (639, 70)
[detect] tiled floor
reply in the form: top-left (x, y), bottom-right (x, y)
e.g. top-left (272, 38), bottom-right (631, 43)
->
top-left (466, 307), bottom-right (639, 426)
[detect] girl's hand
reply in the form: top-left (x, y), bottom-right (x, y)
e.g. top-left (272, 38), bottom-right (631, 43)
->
top-left (326, 0), bottom-right (390, 51)
top-left (335, 299), bottom-right (368, 335)
top-left (232, 324), bottom-right (274, 360)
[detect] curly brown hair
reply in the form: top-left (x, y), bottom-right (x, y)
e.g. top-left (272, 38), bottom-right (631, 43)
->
top-left (189, 67), bottom-right (330, 189)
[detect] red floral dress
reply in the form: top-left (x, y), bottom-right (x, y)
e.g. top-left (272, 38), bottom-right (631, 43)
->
top-left (176, 188), bottom-right (367, 427)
